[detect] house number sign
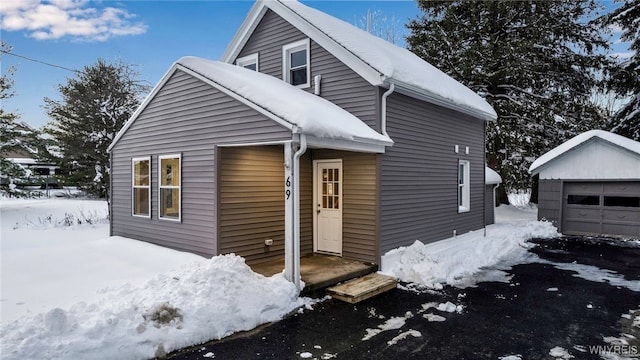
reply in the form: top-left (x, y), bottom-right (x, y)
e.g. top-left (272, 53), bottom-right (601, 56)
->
top-left (285, 176), bottom-right (291, 200)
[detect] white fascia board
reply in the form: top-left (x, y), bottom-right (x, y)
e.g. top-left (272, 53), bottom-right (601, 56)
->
top-left (221, 1), bottom-right (268, 63)
top-left (305, 136), bottom-right (388, 154)
top-left (108, 64), bottom-right (181, 153)
top-left (390, 81), bottom-right (497, 122)
top-left (175, 64), bottom-right (294, 132)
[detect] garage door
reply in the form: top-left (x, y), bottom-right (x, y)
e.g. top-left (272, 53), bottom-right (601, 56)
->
top-left (562, 181), bottom-right (640, 237)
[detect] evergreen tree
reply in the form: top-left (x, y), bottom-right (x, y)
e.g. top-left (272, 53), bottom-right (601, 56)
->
top-left (0, 42), bottom-right (34, 197)
top-left (602, 0), bottom-right (640, 141)
top-left (44, 59), bottom-right (148, 198)
top-left (406, 1), bottom-right (611, 193)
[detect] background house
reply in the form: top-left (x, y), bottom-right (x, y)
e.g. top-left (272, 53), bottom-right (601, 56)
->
top-left (529, 130), bottom-right (640, 237)
top-left (108, 0), bottom-right (497, 278)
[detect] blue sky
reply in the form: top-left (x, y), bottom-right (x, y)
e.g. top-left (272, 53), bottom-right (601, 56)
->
top-left (1, 0), bottom-right (629, 129)
top-left (1, 0), bottom-right (419, 129)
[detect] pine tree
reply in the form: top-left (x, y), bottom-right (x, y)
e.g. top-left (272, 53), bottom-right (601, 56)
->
top-left (602, 0), bottom-right (640, 141)
top-left (44, 59), bottom-right (148, 198)
top-left (0, 42), bottom-right (34, 197)
top-left (406, 1), bottom-right (611, 193)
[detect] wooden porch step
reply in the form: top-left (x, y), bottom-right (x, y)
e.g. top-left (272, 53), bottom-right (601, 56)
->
top-left (326, 273), bottom-right (397, 304)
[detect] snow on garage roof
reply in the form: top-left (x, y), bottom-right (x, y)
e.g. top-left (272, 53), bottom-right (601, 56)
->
top-left (222, 0), bottom-right (497, 121)
top-left (529, 130), bottom-right (640, 174)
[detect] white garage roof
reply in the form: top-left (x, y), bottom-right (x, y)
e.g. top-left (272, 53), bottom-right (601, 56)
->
top-left (529, 130), bottom-right (640, 179)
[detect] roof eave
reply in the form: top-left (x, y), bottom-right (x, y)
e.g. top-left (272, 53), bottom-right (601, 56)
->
top-left (388, 80), bottom-right (497, 122)
top-left (221, 1), bottom-right (268, 63)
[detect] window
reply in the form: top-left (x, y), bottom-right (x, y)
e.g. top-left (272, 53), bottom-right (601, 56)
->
top-left (159, 154), bottom-right (181, 221)
top-left (567, 195), bottom-right (600, 206)
top-left (236, 53), bottom-right (258, 71)
top-left (283, 39), bottom-right (310, 87)
top-left (132, 157), bottom-right (150, 217)
top-left (458, 160), bottom-right (470, 212)
top-left (604, 196), bottom-right (640, 208)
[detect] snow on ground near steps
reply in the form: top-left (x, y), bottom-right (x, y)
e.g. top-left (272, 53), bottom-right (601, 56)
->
top-left (0, 199), bottom-right (315, 360)
top-left (381, 205), bottom-right (559, 289)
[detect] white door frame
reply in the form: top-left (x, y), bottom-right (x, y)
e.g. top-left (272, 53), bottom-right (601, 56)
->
top-left (313, 159), bottom-right (343, 255)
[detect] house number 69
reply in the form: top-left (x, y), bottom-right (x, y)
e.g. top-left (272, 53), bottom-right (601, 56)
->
top-left (285, 176), bottom-right (291, 200)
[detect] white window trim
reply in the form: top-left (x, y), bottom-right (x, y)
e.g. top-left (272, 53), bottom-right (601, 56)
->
top-left (282, 39), bottom-right (311, 88)
top-left (458, 160), bottom-right (470, 213)
top-left (158, 154), bottom-right (182, 222)
top-left (132, 156), bottom-right (151, 218)
top-left (236, 53), bottom-right (259, 71)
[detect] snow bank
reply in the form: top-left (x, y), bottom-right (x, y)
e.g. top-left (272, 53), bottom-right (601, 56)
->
top-left (1, 254), bottom-right (310, 360)
top-left (381, 206), bottom-right (559, 289)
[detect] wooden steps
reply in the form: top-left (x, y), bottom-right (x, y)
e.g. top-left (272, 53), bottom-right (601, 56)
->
top-left (327, 273), bottom-right (397, 303)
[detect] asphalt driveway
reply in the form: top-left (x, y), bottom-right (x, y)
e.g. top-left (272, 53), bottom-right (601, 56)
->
top-left (168, 236), bottom-right (640, 360)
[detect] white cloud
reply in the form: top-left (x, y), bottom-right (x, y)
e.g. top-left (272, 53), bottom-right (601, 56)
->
top-left (0, 0), bottom-right (146, 41)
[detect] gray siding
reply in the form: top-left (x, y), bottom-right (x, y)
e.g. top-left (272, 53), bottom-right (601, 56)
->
top-left (537, 179), bottom-right (562, 229)
top-left (312, 150), bottom-right (379, 264)
top-left (111, 70), bottom-right (291, 257)
top-left (236, 10), bottom-right (379, 129)
top-left (379, 92), bottom-right (486, 254)
top-left (218, 146), bottom-right (313, 265)
top-left (485, 184), bottom-right (496, 225)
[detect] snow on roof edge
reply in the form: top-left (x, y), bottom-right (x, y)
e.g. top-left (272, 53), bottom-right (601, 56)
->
top-left (176, 57), bottom-right (393, 145)
top-left (529, 130), bottom-right (640, 174)
top-left (485, 167), bottom-right (502, 185)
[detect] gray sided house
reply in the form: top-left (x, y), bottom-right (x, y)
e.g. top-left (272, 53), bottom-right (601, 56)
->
top-left (530, 130), bottom-right (640, 238)
top-left (108, 0), bottom-right (497, 286)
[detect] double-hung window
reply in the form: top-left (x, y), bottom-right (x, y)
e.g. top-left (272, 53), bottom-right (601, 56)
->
top-left (159, 154), bottom-right (181, 221)
top-left (236, 53), bottom-right (258, 71)
top-left (458, 160), bottom-right (470, 212)
top-left (132, 157), bottom-right (151, 217)
top-left (283, 39), bottom-right (310, 87)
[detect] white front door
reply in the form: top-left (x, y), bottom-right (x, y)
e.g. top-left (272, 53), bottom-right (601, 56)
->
top-left (314, 160), bottom-right (343, 255)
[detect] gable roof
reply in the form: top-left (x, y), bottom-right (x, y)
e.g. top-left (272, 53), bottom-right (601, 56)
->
top-left (222, 0), bottom-right (497, 122)
top-left (108, 57), bottom-right (393, 153)
top-left (529, 130), bottom-right (640, 174)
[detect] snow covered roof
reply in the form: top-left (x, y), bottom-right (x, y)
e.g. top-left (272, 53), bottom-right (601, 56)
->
top-left (529, 130), bottom-right (640, 174)
top-left (109, 57), bottom-right (392, 153)
top-left (485, 167), bottom-right (502, 185)
top-left (222, 0), bottom-right (497, 122)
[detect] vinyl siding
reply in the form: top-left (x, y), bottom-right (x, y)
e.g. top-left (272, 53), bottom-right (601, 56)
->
top-left (537, 179), bottom-right (562, 229)
top-left (236, 10), bottom-right (379, 129)
top-left (312, 150), bottom-right (378, 264)
top-left (110, 70), bottom-right (291, 257)
top-left (218, 146), bottom-right (313, 265)
top-left (379, 92), bottom-right (486, 254)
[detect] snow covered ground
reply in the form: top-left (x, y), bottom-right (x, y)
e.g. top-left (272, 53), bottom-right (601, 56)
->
top-left (1, 196), bottom-right (557, 360)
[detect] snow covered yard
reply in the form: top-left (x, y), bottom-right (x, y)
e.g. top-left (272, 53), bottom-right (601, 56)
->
top-left (1, 196), bottom-right (559, 360)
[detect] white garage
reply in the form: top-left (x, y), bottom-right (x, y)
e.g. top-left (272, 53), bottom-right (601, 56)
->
top-left (529, 130), bottom-right (640, 238)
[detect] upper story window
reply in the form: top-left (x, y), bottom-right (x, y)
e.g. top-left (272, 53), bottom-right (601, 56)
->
top-left (458, 160), bottom-right (470, 213)
top-left (132, 157), bottom-right (151, 218)
top-left (159, 154), bottom-right (181, 221)
top-left (236, 53), bottom-right (258, 71)
top-left (283, 39), bottom-right (310, 88)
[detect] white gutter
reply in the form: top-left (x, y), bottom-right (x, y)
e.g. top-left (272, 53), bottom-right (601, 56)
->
top-left (291, 132), bottom-right (307, 291)
top-left (381, 83), bottom-right (395, 137)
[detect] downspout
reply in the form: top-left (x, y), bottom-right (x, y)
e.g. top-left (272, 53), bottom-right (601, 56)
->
top-left (292, 132), bottom-right (307, 291)
top-left (381, 83), bottom-right (395, 137)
